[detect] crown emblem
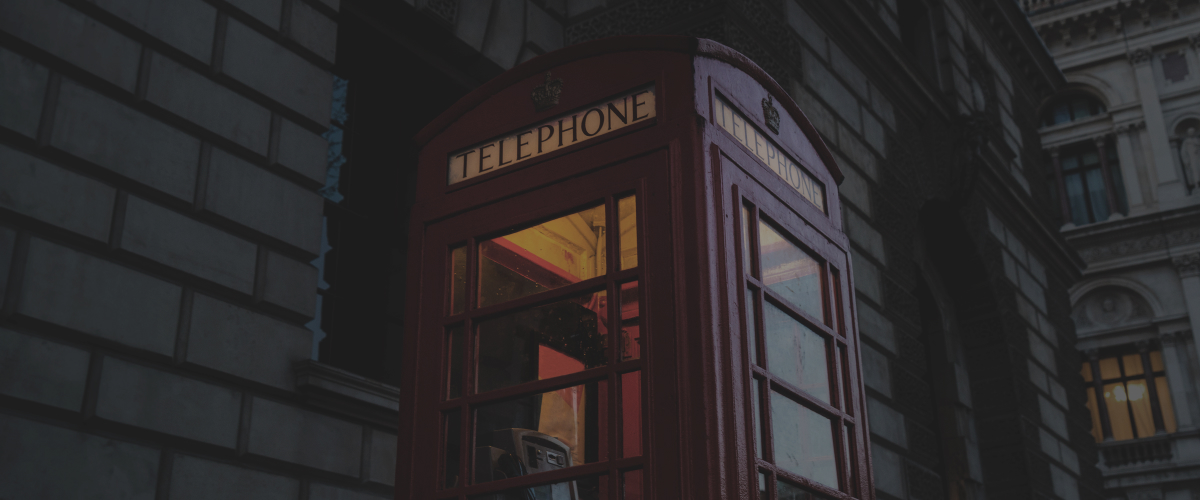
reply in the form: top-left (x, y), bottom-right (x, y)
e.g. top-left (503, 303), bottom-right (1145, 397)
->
top-left (762, 95), bottom-right (780, 134)
top-left (531, 72), bottom-right (564, 112)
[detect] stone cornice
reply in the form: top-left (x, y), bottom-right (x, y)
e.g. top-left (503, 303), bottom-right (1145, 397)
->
top-left (1065, 204), bottom-right (1200, 264)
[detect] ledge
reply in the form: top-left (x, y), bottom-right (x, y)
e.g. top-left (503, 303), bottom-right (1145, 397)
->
top-left (294, 360), bottom-right (400, 413)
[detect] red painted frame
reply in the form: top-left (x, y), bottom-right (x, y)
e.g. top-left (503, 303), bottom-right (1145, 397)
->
top-left (401, 35), bottom-right (873, 500)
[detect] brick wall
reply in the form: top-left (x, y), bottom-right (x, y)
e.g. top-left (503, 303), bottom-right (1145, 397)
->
top-left (0, 0), bottom-right (396, 498)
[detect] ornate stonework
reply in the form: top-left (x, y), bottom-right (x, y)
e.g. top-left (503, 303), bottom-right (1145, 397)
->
top-left (1173, 252), bottom-right (1200, 277)
top-left (1129, 47), bottom-right (1155, 66)
top-left (1072, 286), bottom-right (1152, 330)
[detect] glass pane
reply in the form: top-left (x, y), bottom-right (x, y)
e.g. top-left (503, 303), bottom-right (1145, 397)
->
top-left (469, 474), bottom-right (608, 500)
top-left (752, 378), bottom-right (763, 458)
top-left (1060, 155), bottom-right (1079, 172)
top-left (778, 476), bottom-right (831, 499)
top-left (758, 472), bottom-right (769, 500)
top-left (1150, 351), bottom-right (1164, 372)
top-left (759, 221), bottom-right (823, 320)
top-left (1086, 387), bottom-right (1102, 443)
top-left (1086, 168), bottom-right (1110, 222)
top-left (1126, 380), bottom-right (1156, 438)
top-left (747, 287), bottom-right (759, 366)
top-left (771, 391), bottom-right (838, 489)
top-left (1122, 354), bottom-right (1144, 377)
top-left (1103, 382), bottom-right (1135, 441)
top-left (1081, 150), bottom-right (1100, 166)
top-left (622, 469), bottom-right (643, 500)
top-left (448, 325), bottom-right (464, 399)
top-left (619, 196), bottom-right (638, 270)
top-left (476, 291), bottom-right (608, 394)
top-left (1157, 377), bottom-right (1178, 433)
top-left (621, 371), bottom-right (642, 457)
top-left (1081, 362), bottom-right (1092, 383)
top-left (1064, 173), bottom-right (1089, 226)
top-left (1099, 357), bottom-right (1121, 381)
top-left (479, 204), bottom-right (606, 308)
top-left (843, 423), bottom-right (854, 495)
top-left (451, 245), bottom-right (467, 315)
top-left (764, 301), bottom-right (830, 403)
top-left (620, 282), bottom-right (640, 362)
top-left (444, 409), bottom-right (461, 488)
top-left (1052, 105), bottom-right (1070, 125)
top-left (743, 204), bottom-right (754, 277)
top-left (1109, 154), bottom-right (1128, 214)
top-left (474, 381), bottom-right (608, 483)
top-left (1071, 99), bottom-right (1091, 120)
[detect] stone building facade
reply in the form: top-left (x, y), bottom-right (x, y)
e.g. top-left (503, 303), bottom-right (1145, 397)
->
top-left (1026, 1), bottom-right (1200, 498)
top-left (0, 0), bottom-right (1104, 499)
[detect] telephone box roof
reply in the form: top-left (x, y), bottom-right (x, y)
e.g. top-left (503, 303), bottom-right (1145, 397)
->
top-left (414, 35), bottom-right (843, 185)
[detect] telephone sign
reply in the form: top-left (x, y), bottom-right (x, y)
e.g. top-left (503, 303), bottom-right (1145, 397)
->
top-left (401, 36), bottom-right (874, 500)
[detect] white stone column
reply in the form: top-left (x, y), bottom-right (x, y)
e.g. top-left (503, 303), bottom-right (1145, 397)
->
top-left (1175, 253), bottom-right (1200, 375)
top-left (1115, 123), bottom-right (1147, 211)
top-left (1160, 331), bottom-right (1195, 429)
top-left (1130, 48), bottom-right (1187, 201)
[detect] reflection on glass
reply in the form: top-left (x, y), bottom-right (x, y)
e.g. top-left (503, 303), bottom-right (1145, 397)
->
top-left (479, 204), bottom-right (607, 308)
top-left (1126, 380), bottom-right (1156, 438)
top-left (622, 371), bottom-right (642, 457)
top-left (448, 325), bottom-right (464, 399)
top-left (771, 392), bottom-right (837, 489)
top-left (1157, 377), bottom-right (1178, 433)
top-left (622, 469), bottom-right (643, 500)
top-left (476, 291), bottom-right (608, 394)
top-left (474, 381), bottom-right (608, 484)
top-left (759, 221), bottom-right (823, 321)
top-left (1122, 354), bottom-right (1144, 377)
top-left (1150, 351), bottom-right (1164, 371)
top-left (619, 196), bottom-right (638, 270)
top-left (468, 474), bottom-right (607, 500)
top-left (445, 409), bottom-right (461, 488)
top-left (451, 245), bottom-right (467, 315)
top-left (1065, 173), bottom-right (1088, 227)
top-left (1103, 382), bottom-right (1135, 440)
top-left (1080, 362), bottom-right (1092, 382)
top-left (743, 204), bottom-right (754, 277)
top-left (752, 378), bottom-right (763, 458)
top-left (758, 472), bottom-right (769, 500)
top-left (843, 424), bottom-right (854, 495)
top-left (1086, 387), bottom-right (1103, 442)
top-left (620, 282), bottom-right (641, 361)
top-left (1086, 168), bottom-right (1110, 221)
top-left (778, 477), bottom-right (830, 499)
top-left (764, 301), bottom-right (830, 403)
top-left (747, 287), bottom-right (759, 366)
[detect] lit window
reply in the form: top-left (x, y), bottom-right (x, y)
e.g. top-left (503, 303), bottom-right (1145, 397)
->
top-left (1081, 350), bottom-right (1177, 442)
top-left (1043, 94), bottom-right (1106, 127)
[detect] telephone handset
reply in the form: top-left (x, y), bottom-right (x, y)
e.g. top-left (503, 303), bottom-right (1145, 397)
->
top-left (475, 429), bottom-right (576, 500)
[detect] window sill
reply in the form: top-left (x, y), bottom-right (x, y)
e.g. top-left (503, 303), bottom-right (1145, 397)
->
top-left (294, 360), bottom-right (401, 425)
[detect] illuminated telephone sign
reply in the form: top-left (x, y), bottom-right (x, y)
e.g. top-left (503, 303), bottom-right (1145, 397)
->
top-left (405, 36), bottom-right (875, 500)
top-left (448, 87), bottom-right (656, 184)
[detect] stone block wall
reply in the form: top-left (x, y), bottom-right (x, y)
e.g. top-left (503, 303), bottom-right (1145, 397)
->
top-left (0, 0), bottom-right (393, 498)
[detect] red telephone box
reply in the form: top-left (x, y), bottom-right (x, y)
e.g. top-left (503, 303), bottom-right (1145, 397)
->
top-left (400, 36), bottom-right (874, 500)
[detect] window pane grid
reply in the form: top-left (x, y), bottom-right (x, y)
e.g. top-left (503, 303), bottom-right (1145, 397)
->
top-left (439, 192), bottom-right (647, 496)
top-left (741, 198), bottom-right (856, 499)
top-left (1083, 350), bottom-right (1176, 442)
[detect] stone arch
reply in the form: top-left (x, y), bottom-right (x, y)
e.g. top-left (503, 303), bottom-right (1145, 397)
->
top-left (1070, 281), bottom-right (1159, 334)
top-left (1039, 77), bottom-right (1116, 115)
top-left (1169, 114), bottom-right (1200, 138)
top-left (1070, 277), bottom-right (1165, 317)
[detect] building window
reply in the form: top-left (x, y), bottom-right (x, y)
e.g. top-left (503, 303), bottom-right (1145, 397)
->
top-left (1046, 139), bottom-right (1127, 226)
top-left (1162, 50), bottom-right (1189, 84)
top-left (1043, 94), bottom-right (1106, 127)
top-left (1082, 349), bottom-right (1177, 442)
top-left (898, 0), bottom-right (938, 83)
